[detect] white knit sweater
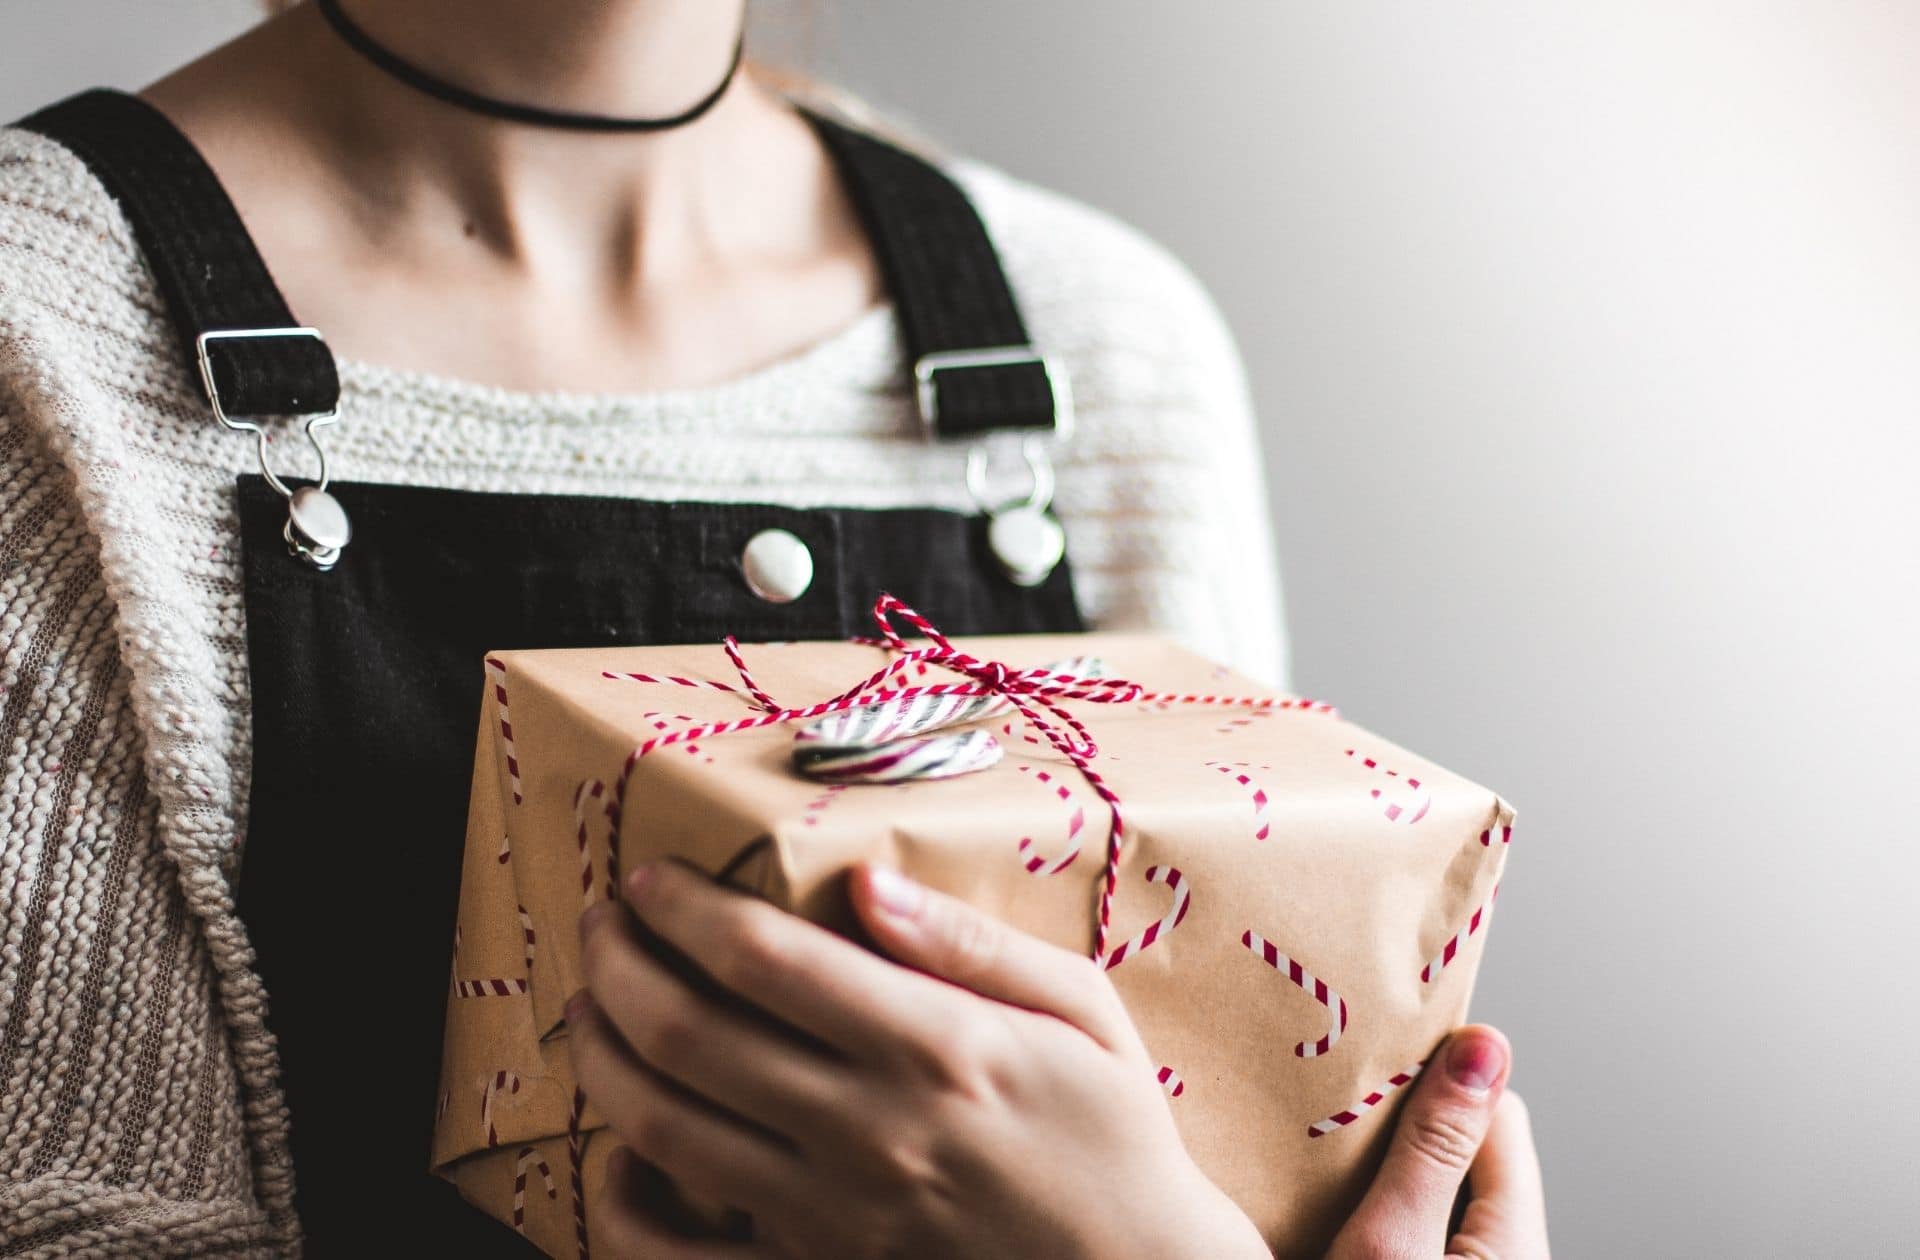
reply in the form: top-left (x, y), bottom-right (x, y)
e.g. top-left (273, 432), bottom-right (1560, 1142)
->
top-left (0, 118), bottom-right (1286, 1255)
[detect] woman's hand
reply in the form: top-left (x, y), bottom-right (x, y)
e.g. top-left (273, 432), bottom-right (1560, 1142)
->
top-left (1328, 1027), bottom-right (1550, 1260)
top-left (568, 860), bottom-right (1269, 1260)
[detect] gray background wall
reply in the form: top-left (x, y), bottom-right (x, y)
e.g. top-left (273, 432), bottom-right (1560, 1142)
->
top-left (5, 4), bottom-right (1917, 1255)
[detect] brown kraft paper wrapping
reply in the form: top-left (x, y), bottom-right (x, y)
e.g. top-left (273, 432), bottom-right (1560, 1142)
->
top-left (431, 632), bottom-right (1514, 1258)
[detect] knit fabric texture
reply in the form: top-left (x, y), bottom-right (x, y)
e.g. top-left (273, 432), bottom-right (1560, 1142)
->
top-left (0, 121), bottom-right (1286, 1256)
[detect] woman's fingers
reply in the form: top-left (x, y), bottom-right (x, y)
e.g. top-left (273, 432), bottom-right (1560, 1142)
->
top-left (576, 899), bottom-right (849, 1137)
top-left (1329, 1026), bottom-right (1512, 1260)
top-left (1449, 1091), bottom-right (1551, 1259)
top-left (621, 860), bottom-right (969, 1057)
top-left (590, 1144), bottom-right (774, 1259)
top-left (849, 863), bottom-right (1141, 1053)
top-left (566, 995), bottom-right (806, 1220)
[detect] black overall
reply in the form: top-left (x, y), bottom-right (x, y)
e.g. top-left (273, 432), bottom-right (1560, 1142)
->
top-left (23, 91), bottom-right (1084, 1255)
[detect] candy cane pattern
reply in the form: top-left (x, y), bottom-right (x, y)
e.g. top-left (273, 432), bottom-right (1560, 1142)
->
top-left (641, 712), bottom-right (712, 768)
top-left (1016, 764), bottom-right (1084, 875)
top-left (1100, 865), bottom-right (1192, 971)
top-left (496, 831), bottom-right (512, 865)
top-left (1482, 822), bottom-right (1513, 846)
top-left (451, 905), bottom-right (537, 998)
top-left (1307, 1063), bottom-right (1425, 1137)
top-left (567, 1087), bottom-right (589, 1259)
top-left (513, 1145), bottom-right (558, 1233)
top-left (1156, 1065), bottom-right (1186, 1099)
top-left (1208, 761), bottom-right (1271, 841)
top-left (1215, 708), bottom-right (1275, 737)
top-left (1001, 720), bottom-right (1046, 749)
top-left (572, 779), bottom-right (617, 906)
top-left (1240, 930), bottom-right (1349, 1058)
top-left (1421, 882), bottom-right (1501, 983)
top-left (801, 783), bottom-right (848, 826)
top-left (485, 656), bottom-right (524, 805)
top-left (482, 1070), bottom-right (522, 1148)
top-left (1345, 749), bottom-right (1432, 824)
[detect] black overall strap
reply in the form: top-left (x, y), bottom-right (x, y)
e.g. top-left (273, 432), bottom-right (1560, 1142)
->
top-left (15, 89), bottom-right (340, 419)
top-left (807, 117), bottom-right (1065, 439)
top-left (15, 89), bottom-right (1063, 440)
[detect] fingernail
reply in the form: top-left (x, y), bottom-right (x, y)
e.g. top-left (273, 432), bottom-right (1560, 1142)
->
top-left (578, 900), bottom-right (614, 941)
top-left (626, 864), bottom-right (655, 904)
top-left (866, 866), bottom-right (924, 919)
top-left (1445, 1031), bottom-right (1507, 1096)
top-left (564, 989), bottom-right (590, 1025)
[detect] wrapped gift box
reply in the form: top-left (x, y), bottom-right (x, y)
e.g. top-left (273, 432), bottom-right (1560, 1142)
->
top-left (431, 626), bottom-right (1513, 1258)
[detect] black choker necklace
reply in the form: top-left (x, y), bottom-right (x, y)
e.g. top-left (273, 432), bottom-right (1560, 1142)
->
top-left (314, 0), bottom-right (744, 133)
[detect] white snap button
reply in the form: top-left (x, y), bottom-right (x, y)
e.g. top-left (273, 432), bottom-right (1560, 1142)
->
top-left (287, 484), bottom-right (352, 552)
top-left (986, 505), bottom-right (1065, 588)
top-left (741, 528), bottom-right (814, 604)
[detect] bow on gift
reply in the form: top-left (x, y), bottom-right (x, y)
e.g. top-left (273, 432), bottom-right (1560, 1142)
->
top-left (604, 593), bottom-right (1294, 961)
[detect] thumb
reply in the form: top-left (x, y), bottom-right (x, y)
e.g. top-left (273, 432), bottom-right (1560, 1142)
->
top-left (1331, 1026), bottom-right (1512, 1259)
top-left (849, 863), bottom-right (1139, 1051)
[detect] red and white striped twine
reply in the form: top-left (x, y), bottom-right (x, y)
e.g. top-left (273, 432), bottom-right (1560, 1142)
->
top-left (1421, 882), bottom-right (1501, 983)
top-left (1101, 865), bottom-right (1192, 971)
top-left (602, 669), bottom-right (751, 698)
top-left (485, 656), bottom-right (524, 806)
top-left (451, 905), bottom-right (536, 998)
top-left (1345, 749), bottom-right (1432, 825)
top-left (1136, 690), bottom-right (1336, 714)
top-left (482, 1069), bottom-right (521, 1148)
top-left (1241, 929), bottom-right (1349, 1059)
top-left (1016, 764), bottom-right (1085, 875)
top-left (513, 1145), bottom-right (557, 1233)
top-left (1307, 1063), bottom-right (1425, 1138)
top-left (1207, 761), bottom-right (1271, 841)
top-left (601, 594), bottom-right (1332, 963)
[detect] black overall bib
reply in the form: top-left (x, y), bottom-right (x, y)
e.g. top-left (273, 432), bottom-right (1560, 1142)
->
top-left (23, 90), bottom-right (1084, 1255)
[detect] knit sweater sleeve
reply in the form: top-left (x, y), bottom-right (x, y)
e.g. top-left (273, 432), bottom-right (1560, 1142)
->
top-left (0, 406), bottom-right (281, 1250)
top-left (956, 164), bottom-right (1292, 688)
top-left (1142, 258), bottom-right (1290, 690)
top-left (0, 122), bottom-right (288, 1250)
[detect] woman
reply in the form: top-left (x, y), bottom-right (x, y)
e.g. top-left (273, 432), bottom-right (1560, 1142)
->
top-left (0, 2), bottom-right (1548, 1256)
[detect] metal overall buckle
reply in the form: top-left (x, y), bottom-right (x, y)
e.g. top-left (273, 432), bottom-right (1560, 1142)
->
top-left (195, 327), bottom-right (352, 571)
top-left (914, 346), bottom-right (1074, 588)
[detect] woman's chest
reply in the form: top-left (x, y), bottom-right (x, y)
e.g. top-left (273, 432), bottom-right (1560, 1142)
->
top-left (233, 470), bottom-right (1085, 1249)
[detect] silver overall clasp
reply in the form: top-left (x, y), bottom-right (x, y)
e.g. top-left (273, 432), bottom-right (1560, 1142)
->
top-left (966, 437), bottom-right (1066, 588)
top-left (914, 345), bottom-right (1075, 588)
top-left (195, 327), bottom-right (352, 571)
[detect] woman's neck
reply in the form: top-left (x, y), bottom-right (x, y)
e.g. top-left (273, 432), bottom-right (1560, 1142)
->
top-left (331, 0), bottom-right (744, 124)
top-left (149, 1), bottom-right (800, 276)
top-left (297, 0), bottom-right (757, 274)
top-left (137, 0), bottom-right (884, 393)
